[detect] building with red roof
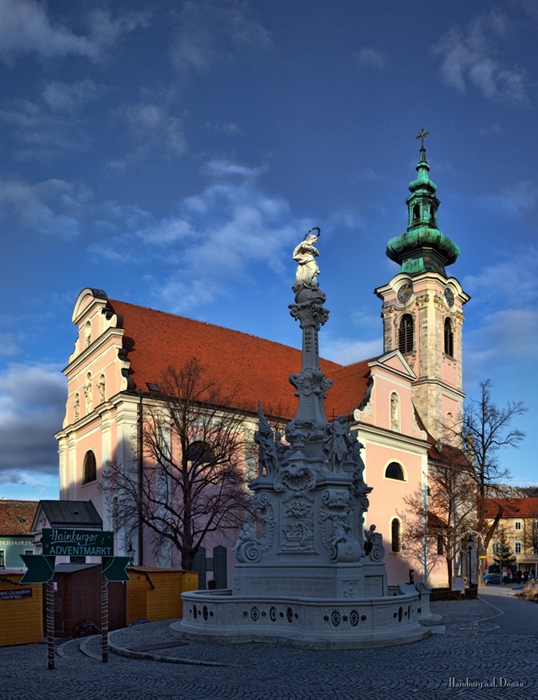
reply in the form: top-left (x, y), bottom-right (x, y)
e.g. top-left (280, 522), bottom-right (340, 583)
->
top-left (484, 498), bottom-right (538, 577)
top-left (0, 500), bottom-right (38, 570)
top-left (55, 143), bottom-right (474, 588)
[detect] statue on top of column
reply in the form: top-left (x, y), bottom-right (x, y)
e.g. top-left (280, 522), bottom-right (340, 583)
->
top-left (292, 227), bottom-right (321, 293)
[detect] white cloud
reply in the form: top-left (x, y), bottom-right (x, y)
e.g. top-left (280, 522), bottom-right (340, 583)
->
top-left (0, 0), bottom-right (149, 65)
top-left (476, 181), bottom-right (537, 219)
top-left (432, 11), bottom-right (527, 104)
top-left (205, 121), bottom-right (241, 135)
top-left (1, 178), bottom-right (92, 239)
top-left (169, 1), bottom-right (272, 75)
top-left (465, 307), bottom-right (538, 387)
top-left (467, 306), bottom-right (538, 360)
top-left (0, 98), bottom-right (91, 161)
top-left (478, 123), bottom-right (501, 137)
top-left (201, 159), bottom-right (266, 180)
top-left (0, 332), bottom-right (24, 358)
top-left (90, 166), bottom-right (306, 313)
top-left (1, 78), bottom-right (105, 161)
top-left (321, 337), bottom-right (382, 365)
top-left (0, 363), bottom-right (66, 476)
top-left (354, 48), bottom-right (386, 69)
top-left (108, 101), bottom-right (186, 169)
top-left (41, 79), bottom-right (106, 112)
top-left (463, 250), bottom-right (538, 308)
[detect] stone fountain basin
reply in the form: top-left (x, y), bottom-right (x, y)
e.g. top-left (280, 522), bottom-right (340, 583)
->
top-left (173, 589), bottom-right (431, 649)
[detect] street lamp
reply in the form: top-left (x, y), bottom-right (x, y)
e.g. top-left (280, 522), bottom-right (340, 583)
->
top-left (467, 536), bottom-right (474, 588)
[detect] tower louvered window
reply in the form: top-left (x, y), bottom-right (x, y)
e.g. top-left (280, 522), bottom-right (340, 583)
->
top-left (398, 314), bottom-right (413, 353)
top-left (444, 318), bottom-right (454, 357)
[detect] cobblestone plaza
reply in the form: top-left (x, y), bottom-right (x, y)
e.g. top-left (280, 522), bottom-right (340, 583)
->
top-left (2, 595), bottom-right (537, 699)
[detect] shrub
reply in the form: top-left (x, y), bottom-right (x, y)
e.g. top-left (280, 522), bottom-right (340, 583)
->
top-left (517, 581), bottom-right (538, 604)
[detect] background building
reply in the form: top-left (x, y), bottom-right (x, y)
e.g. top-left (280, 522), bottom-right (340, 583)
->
top-left (0, 500), bottom-right (38, 570)
top-left (484, 497), bottom-right (538, 577)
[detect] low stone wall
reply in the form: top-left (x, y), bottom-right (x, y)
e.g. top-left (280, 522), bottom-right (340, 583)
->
top-left (174, 589), bottom-right (431, 649)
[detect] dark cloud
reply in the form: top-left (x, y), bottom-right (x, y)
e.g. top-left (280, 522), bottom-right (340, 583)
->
top-left (0, 364), bottom-right (66, 476)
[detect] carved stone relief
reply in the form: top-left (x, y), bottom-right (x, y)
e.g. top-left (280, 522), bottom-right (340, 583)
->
top-left (281, 493), bottom-right (315, 552)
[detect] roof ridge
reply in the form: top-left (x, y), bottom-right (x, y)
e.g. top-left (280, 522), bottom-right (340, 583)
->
top-left (108, 298), bottom-right (343, 368)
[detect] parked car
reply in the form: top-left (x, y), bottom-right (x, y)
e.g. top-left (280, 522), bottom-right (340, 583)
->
top-left (484, 573), bottom-right (501, 585)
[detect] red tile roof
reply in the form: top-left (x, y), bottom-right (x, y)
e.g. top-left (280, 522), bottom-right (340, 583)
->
top-left (108, 299), bottom-right (370, 420)
top-left (0, 500), bottom-right (39, 536)
top-left (484, 498), bottom-right (538, 519)
top-left (325, 360), bottom-right (372, 418)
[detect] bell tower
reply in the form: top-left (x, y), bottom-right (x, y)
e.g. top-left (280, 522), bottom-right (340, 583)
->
top-left (375, 131), bottom-right (470, 439)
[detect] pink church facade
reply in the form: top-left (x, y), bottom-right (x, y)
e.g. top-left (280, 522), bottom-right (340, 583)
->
top-left (55, 143), bottom-right (468, 588)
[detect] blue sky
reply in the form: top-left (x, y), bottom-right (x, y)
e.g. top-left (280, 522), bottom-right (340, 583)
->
top-left (1, 0), bottom-right (537, 500)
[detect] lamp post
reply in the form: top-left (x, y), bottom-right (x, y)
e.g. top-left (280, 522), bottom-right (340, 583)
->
top-left (467, 536), bottom-right (475, 589)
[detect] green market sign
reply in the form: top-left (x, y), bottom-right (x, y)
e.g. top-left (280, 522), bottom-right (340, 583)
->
top-left (41, 528), bottom-right (114, 557)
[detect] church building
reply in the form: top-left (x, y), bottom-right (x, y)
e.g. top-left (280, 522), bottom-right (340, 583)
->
top-left (55, 139), bottom-right (469, 588)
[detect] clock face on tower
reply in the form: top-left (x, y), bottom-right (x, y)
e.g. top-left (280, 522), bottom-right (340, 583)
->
top-left (444, 287), bottom-right (455, 307)
top-left (397, 280), bottom-right (413, 304)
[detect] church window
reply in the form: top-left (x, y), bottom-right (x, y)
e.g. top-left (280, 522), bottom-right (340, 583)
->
top-left (444, 318), bottom-right (454, 356)
top-left (82, 450), bottom-right (97, 484)
top-left (413, 203), bottom-right (420, 220)
top-left (390, 393), bottom-right (400, 432)
top-left (385, 462), bottom-right (405, 481)
top-left (399, 314), bottom-right (413, 353)
top-left (187, 441), bottom-right (215, 465)
top-left (391, 518), bottom-right (401, 553)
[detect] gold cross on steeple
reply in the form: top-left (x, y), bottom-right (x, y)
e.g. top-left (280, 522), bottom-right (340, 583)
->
top-left (416, 128), bottom-right (429, 149)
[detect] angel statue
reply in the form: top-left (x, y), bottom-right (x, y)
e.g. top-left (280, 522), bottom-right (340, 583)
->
top-left (292, 227), bottom-right (321, 293)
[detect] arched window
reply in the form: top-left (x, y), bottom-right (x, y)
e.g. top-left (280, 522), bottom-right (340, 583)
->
top-left (444, 318), bottom-right (454, 356)
top-left (186, 441), bottom-right (214, 465)
top-left (390, 392), bottom-right (400, 432)
top-left (385, 462), bottom-right (405, 481)
top-left (391, 518), bottom-right (401, 553)
top-left (413, 203), bottom-right (420, 220)
top-left (82, 450), bottom-right (97, 484)
top-left (398, 314), bottom-right (413, 353)
top-left (437, 535), bottom-right (444, 555)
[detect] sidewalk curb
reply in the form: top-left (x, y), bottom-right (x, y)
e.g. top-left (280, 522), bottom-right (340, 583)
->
top-left (107, 627), bottom-right (234, 667)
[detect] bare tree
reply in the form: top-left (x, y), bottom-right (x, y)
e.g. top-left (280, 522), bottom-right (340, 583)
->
top-left (402, 448), bottom-right (475, 588)
top-left (103, 358), bottom-right (249, 570)
top-left (452, 380), bottom-right (527, 557)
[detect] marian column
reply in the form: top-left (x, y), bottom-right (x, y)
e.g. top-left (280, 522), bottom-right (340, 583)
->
top-left (232, 228), bottom-right (385, 598)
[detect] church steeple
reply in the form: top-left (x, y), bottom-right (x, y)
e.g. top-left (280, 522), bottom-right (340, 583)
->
top-left (375, 132), bottom-right (470, 439)
top-left (386, 129), bottom-right (460, 278)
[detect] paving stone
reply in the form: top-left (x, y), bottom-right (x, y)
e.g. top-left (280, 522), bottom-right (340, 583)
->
top-left (1, 599), bottom-right (536, 699)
